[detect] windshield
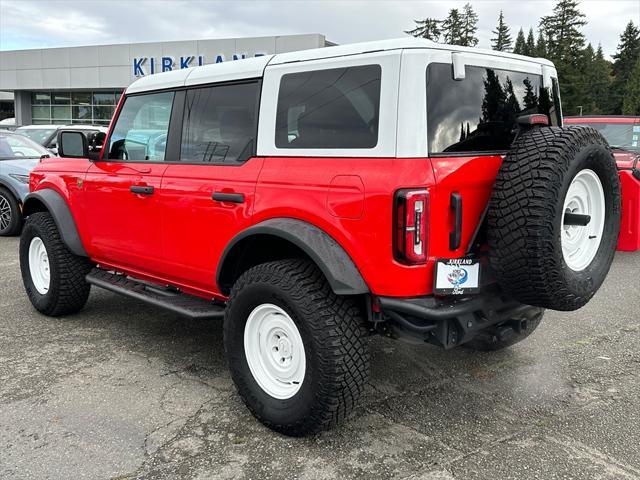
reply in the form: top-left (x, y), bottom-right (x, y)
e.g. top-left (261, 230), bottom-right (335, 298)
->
top-left (570, 122), bottom-right (640, 152)
top-left (0, 134), bottom-right (51, 160)
top-left (15, 128), bottom-right (56, 146)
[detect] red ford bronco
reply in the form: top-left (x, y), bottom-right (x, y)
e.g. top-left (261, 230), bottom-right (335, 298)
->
top-left (564, 116), bottom-right (640, 252)
top-left (19, 39), bottom-right (621, 436)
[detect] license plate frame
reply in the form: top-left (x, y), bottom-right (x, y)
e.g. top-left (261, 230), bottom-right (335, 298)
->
top-left (434, 258), bottom-right (481, 295)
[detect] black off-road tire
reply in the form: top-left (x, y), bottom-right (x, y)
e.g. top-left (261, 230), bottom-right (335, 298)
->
top-left (224, 259), bottom-right (370, 437)
top-left (20, 212), bottom-right (93, 316)
top-left (488, 126), bottom-right (621, 311)
top-left (463, 309), bottom-right (544, 351)
top-left (0, 187), bottom-right (23, 236)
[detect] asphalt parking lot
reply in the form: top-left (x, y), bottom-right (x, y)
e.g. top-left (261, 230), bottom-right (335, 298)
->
top-left (0, 236), bottom-right (639, 480)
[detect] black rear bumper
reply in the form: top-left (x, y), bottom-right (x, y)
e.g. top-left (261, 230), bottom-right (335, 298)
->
top-left (377, 288), bottom-right (543, 349)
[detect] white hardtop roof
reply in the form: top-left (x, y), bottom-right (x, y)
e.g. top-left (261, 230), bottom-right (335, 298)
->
top-left (126, 38), bottom-right (555, 94)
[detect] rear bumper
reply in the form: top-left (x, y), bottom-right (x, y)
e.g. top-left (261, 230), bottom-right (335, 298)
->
top-left (378, 288), bottom-right (543, 349)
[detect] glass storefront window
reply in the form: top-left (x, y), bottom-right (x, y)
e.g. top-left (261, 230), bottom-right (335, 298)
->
top-left (52, 105), bottom-right (71, 121)
top-left (52, 92), bottom-right (70, 105)
top-left (31, 91), bottom-right (120, 125)
top-left (93, 92), bottom-right (115, 105)
top-left (71, 92), bottom-right (92, 105)
top-left (31, 106), bottom-right (51, 120)
top-left (31, 92), bottom-right (50, 105)
top-left (72, 105), bottom-right (92, 120)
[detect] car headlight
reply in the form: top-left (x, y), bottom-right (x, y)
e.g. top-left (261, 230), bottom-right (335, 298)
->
top-left (8, 174), bottom-right (30, 184)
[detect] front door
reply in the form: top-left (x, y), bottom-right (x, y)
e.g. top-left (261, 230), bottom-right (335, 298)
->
top-left (159, 81), bottom-right (263, 295)
top-left (83, 91), bottom-right (175, 274)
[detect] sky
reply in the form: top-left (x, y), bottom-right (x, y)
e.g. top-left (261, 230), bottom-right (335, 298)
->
top-left (0, 0), bottom-right (638, 58)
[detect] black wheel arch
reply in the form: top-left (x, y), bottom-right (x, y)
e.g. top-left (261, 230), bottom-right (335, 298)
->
top-left (0, 179), bottom-right (21, 203)
top-left (22, 189), bottom-right (87, 257)
top-left (217, 218), bottom-right (369, 296)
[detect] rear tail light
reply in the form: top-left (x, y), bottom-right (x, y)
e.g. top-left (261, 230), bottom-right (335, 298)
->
top-left (394, 189), bottom-right (429, 264)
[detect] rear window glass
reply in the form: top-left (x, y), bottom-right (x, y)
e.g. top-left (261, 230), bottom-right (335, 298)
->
top-left (426, 63), bottom-right (560, 154)
top-left (275, 64), bottom-right (381, 149)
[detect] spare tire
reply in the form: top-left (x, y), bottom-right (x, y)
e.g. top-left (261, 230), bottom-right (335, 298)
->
top-left (488, 126), bottom-right (621, 311)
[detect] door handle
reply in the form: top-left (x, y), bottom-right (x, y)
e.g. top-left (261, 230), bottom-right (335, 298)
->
top-left (212, 192), bottom-right (244, 203)
top-left (130, 185), bottom-right (154, 195)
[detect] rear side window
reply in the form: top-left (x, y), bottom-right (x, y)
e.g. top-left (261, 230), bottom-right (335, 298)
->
top-left (108, 91), bottom-right (174, 161)
top-left (426, 63), bottom-right (560, 154)
top-left (275, 65), bottom-right (381, 149)
top-left (180, 82), bottom-right (259, 164)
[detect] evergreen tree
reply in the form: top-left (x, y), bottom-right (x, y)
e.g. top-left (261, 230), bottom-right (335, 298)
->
top-left (514, 28), bottom-right (526, 55)
top-left (586, 45), bottom-right (613, 114)
top-left (611, 21), bottom-right (640, 113)
top-left (539, 0), bottom-right (587, 115)
top-left (405, 18), bottom-right (441, 42)
top-left (539, 0), bottom-right (586, 64)
top-left (491, 10), bottom-right (512, 51)
top-left (523, 77), bottom-right (539, 110)
top-left (536, 31), bottom-right (548, 58)
top-left (622, 56), bottom-right (640, 115)
top-left (526, 28), bottom-right (536, 56)
top-left (460, 3), bottom-right (479, 47)
top-left (441, 8), bottom-right (463, 45)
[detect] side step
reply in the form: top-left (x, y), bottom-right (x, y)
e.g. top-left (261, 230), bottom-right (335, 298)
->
top-left (86, 268), bottom-right (225, 320)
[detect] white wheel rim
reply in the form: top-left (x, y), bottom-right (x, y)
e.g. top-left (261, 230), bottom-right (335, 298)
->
top-left (28, 237), bottom-right (50, 295)
top-left (561, 169), bottom-right (606, 271)
top-left (244, 303), bottom-right (306, 399)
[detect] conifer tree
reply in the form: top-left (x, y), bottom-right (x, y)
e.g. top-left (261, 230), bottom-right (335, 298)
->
top-left (441, 8), bottom-right (463, 45)
top-left (526, 28), bottom-right (536, 56)
top-left (514, 28), bottom-right (526, 55)
top-left (491, 11), bottom-right (512, 51)
top-left (405, 18), bottom-right (442, 42)
top-left (611, 21), bottom-right (640, 113)
top-left (622, 57), bottom-right (640, 115)
top-left (536, 31), bottom-right (548, 58)
top-left (539, 0), bottom-right (587, 115)
top-left (460, 3), bottom-right (479, 47)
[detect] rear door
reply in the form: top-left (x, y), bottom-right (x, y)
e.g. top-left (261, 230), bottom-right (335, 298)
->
top-left (159, 80), bottom-right (263, 295)
top-left (83, 91), bottom-right (176, 274)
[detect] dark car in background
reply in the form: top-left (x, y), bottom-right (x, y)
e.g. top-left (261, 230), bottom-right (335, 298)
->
top-left (0, 131), bottom-right (52, 236)
top-left (15, 124), bottom-right (108, 155)
top-left (565, 116), bottom-right (640, 251)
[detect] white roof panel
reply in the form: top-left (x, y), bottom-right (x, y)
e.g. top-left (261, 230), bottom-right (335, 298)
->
top-left (126, 55), bottom-right (273, 94)
top-left (184, 55), bottom-right (272, 87)
top-left (125, 38), bottom-right (555, 94)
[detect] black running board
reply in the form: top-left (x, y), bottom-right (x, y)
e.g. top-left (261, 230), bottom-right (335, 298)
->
top-left (86, 268), bottom-right (225, 320)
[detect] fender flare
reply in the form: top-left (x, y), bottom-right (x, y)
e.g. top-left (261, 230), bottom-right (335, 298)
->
top-left (22, 189), bottom-right (87, 257)
top-left (217, 218), bottom-right (369, 296)
top-left (0, 179), bottom-right (21, 202)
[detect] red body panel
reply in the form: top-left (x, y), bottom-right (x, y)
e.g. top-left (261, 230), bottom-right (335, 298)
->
top-left (159, 159), bottom-right (264, 295)
top-left (564, 117), bottom-right (640, 252)
top-left (618, 170), bottom-right (640, 252)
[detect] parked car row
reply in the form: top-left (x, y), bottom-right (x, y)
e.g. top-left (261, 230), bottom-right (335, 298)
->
top-left (0, 126), bottom-right (108, 236)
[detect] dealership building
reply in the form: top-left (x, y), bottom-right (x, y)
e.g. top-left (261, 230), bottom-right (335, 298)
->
top-left (0, 34), bottom-right (330, 126)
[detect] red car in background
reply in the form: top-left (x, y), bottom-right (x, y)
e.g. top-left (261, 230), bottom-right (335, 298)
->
top-left (565, 116), bottom-right (640, 251)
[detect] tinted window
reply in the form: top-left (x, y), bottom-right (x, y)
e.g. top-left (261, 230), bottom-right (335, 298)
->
top-left (426, 63), bottom-right (560, 154)
top-left (275, 65), bottom-right (381, 149)
top-left (571, 122), bottom-right (640, 152)
top-left (180, 82), bottom-right (259, 163)
top-left (108, 92), bottom-right (174, 161)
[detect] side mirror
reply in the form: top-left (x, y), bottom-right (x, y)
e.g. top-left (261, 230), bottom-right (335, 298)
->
top-left (57, 131), bottom-right (88, 158)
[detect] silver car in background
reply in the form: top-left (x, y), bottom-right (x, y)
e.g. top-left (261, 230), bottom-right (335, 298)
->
top-left (0, 131), bottom-right (52, 236)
